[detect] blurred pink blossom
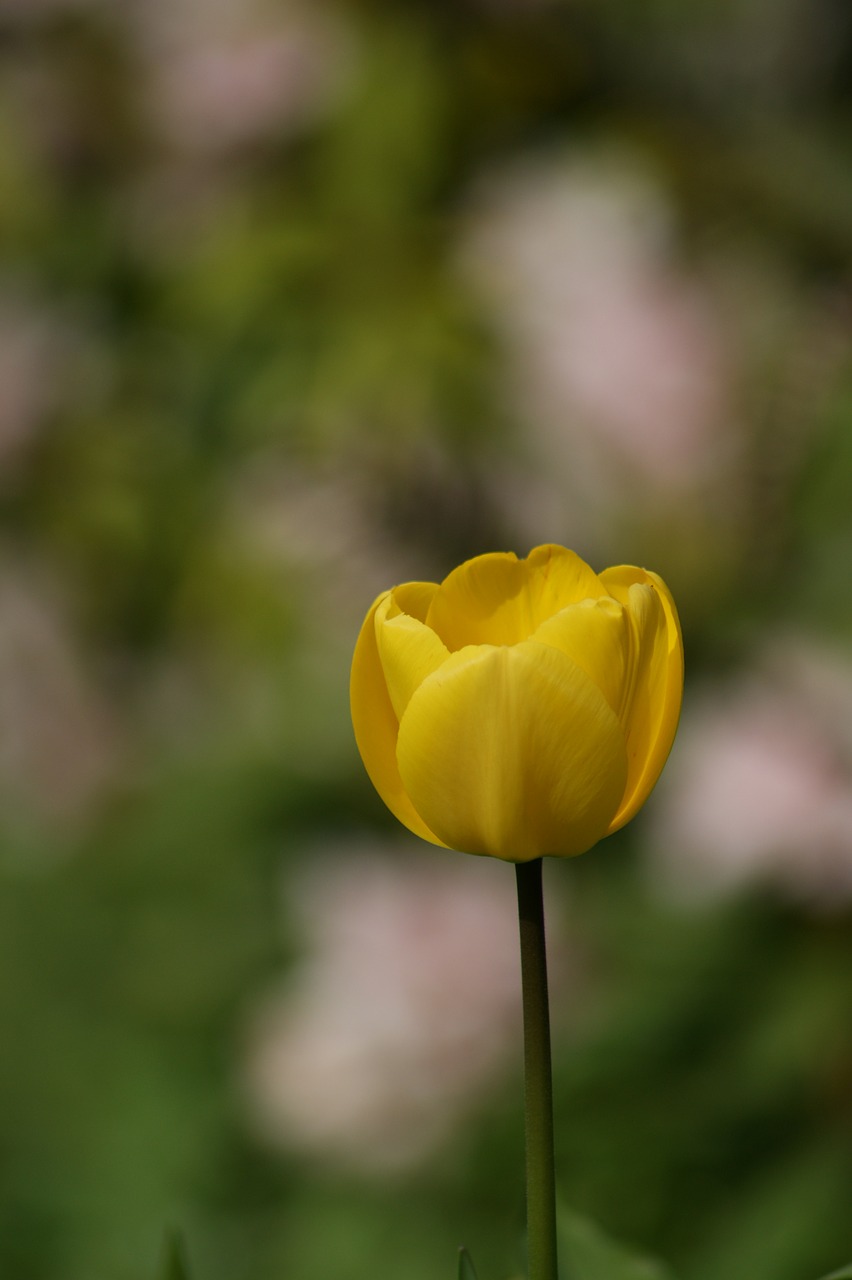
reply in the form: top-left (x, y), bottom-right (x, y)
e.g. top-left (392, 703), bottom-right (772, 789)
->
top-left (0, 286), bottom-right (110, 483)
top-left (0, 561), bottom-right (120, 831)
top-left (229, 455), bottom-right (425, 623)
top-left (135, 0), bottom-right (352, 156)
top-left (649, 640), bottom-right (852, 908)
top-left (242, 846), bottom-right (569, 1172)
top-left (461, 153), bottom-right (735, 536)
top-left (0, 290), bottom-right (57, 474)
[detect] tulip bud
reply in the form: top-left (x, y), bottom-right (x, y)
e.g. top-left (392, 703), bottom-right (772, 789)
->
top-left (350, 544), bottom-right (683, 861)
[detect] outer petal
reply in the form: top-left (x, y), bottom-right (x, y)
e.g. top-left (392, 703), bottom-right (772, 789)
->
top-left (350, 586), bottom-right (447, 846)
top-left (396, 640), bottom-right (627, 861)
top-left (425, 544), bottom-right (607, 651)
top-left (599, 566), bottom-right (684, 832)
top-left (387, 580), bottom-right (436, 624)
top-left (375, 590), bottom-right (451, 722)
top-left (531, 596), bottom-right (631, 720)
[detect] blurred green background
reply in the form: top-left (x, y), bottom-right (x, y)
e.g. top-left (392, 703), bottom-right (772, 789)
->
top-left (2, 1), bottom-right (852, 1278)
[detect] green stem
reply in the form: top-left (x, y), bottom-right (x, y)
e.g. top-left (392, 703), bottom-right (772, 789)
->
top-left (515, 858), bottom-right (558, 1280)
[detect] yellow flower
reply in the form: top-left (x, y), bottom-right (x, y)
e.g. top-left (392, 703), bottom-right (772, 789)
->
top-left (350, 544), bottom-right (683, 862)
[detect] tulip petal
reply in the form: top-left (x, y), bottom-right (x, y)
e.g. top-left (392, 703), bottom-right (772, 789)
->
top-left (525, 542), bottom-right (609, 616)
top-left (375, 590), bottom-right (451, 722)
top-left (599, 567), bottom-right (683, 832)
top-left (425, 544), bottom-right (607, 651)
top-left (350, 587), bottom-right (447, 847)
top-left (531, 596), bottom-right (631, 719)
top-left (396, 640), bottom-right (627, 860)
top-left (387, 580), bottom-right (437, 624)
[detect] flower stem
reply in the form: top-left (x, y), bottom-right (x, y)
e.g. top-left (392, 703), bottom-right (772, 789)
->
top-left (515, 858), bottom-right (558, 1280)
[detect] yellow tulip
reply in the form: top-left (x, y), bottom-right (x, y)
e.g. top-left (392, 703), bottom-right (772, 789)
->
top-left (350, 544), bottom-right (683, 861)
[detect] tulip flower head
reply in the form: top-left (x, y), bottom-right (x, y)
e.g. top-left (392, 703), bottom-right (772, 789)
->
top-left (351, 544), bottom-right (683, 862)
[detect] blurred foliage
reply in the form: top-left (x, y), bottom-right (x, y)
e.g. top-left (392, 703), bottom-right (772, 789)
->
top-left (556, 1205), bottom-right (675, 1280)
top-left (1, 0), bottom-right (852, 1279)
top-left (458, 1246), bottom-right (480, 1280)
top-left (158, 1232), bottom-right (193, 1280)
